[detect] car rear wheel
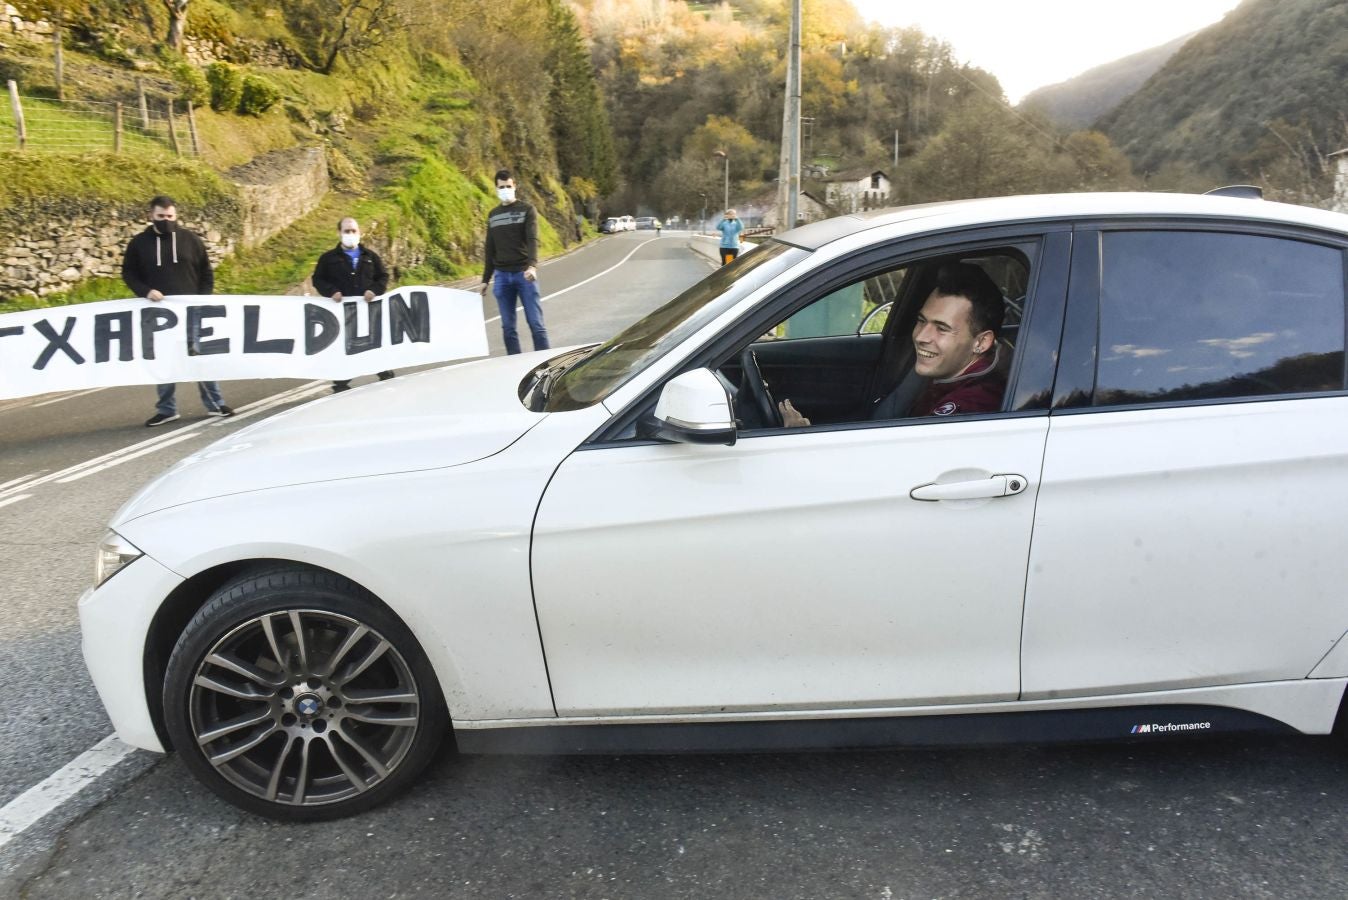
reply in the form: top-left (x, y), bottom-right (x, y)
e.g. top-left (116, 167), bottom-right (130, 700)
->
top-left (163, 567), bottom-right (447, 821)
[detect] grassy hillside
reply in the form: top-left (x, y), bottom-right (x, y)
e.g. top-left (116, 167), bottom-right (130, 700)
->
top-left (0, 0), bottom-right (598, 309)
top-left (1099, 0), bottom-right (1348, 181)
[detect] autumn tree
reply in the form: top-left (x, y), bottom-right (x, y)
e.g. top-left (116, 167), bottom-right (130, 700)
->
top-left (163, 0), bottom-right (188, 52)
top-left (284, 0), bottom-right (408, 75)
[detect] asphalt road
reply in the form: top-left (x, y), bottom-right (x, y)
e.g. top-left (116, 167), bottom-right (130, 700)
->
top-left (3, 231), bottom-right (1348, 899)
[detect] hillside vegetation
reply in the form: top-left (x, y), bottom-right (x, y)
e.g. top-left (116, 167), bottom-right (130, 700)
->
top-left (0, 0), bottom-right (615, 307)
top-left (5, 0), bottom-right (1344, 312)
top-left (1020, 33), bottom-right (1192, 130)
top-left (575, 0), bottom-right (1152, 218)
top-left (1099, 0), bottom-right (1348, 196)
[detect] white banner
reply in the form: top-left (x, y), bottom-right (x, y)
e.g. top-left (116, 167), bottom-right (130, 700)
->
top-left (0, 286), bottom-right (488, 400)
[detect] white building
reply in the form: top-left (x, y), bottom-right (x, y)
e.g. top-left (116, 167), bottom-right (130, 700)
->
top-left (1331, 149), bottom-right (1348, 214)
top-left (820, 169), bottom-right (892, 213)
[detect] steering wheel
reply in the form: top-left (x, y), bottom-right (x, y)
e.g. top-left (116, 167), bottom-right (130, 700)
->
top-left (738, 347), bottom-right (783, 428)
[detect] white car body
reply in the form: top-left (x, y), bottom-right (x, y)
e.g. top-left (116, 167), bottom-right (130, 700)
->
top-left (82, 192), bottom-right (1348, 785)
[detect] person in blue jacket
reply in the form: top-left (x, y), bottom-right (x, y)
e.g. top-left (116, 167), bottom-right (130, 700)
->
top-left (715, 208), bottom-right (743, 266)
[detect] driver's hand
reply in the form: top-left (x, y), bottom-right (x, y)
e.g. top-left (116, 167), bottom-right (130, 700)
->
top-left (779, 399), bottom-right (810, 428)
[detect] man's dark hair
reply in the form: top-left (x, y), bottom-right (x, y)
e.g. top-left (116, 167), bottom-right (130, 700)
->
top-left (148, 194), bottom-right (176, 211)
top-left (934, 262), bottom-right (1003, 339)
top-left (494, 169), bottom-right (513, 184)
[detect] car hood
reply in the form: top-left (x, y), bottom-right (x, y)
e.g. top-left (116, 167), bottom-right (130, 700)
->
top-left (112, 353), bottom-right (553, 524)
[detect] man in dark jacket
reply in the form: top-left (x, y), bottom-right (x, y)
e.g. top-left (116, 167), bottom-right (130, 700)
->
top-left (478, 168), bottom-right (549, 355)
top-left (311, 216), bottom-right (395, 392)
top-left (121, 195), bottom-right (233, 427)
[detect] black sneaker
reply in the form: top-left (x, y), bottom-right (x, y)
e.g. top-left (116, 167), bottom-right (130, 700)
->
top-left (145, 412), bottom-right (180, 427)
top-left (377, 371), bottom-right (396, 381)
top-left (207, 405), bottom-right (235, 417)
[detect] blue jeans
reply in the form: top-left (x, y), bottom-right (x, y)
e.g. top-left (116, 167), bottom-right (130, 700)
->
top-left (493, 270), bottom-right (549, 355)
top-left (156, 382), bottom-right (224, 416)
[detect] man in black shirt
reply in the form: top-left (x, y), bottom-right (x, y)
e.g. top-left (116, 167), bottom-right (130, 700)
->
top-left (121, 195), bottom-right (233, 426)
top-left (311, 216), bottom-right (395, 392)
top-left (479, 169), bottom-right (549, 355)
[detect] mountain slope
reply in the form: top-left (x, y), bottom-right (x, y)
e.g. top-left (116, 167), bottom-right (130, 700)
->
top-left (1098, 0), bottom-right (1348, 178)
top-left (1019, 33), bottom-right (1192, 129)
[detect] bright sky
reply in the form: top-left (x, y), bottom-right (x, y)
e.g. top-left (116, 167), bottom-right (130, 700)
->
top-left (848, 0), bottom-right (1243, 104)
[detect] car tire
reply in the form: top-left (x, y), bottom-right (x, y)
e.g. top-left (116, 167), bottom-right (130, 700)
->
top-left (163, 566), bottom-right (448, 821)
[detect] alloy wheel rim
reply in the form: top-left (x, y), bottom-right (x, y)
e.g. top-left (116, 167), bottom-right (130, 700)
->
top-left (187, 608), bottom-right (421, 807)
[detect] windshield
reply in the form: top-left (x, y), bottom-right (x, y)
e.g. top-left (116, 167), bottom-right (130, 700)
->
top-left (541, 240), bottom-right (808, 411)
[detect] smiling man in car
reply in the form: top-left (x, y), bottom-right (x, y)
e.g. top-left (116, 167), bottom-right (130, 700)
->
top-left (903, 262), bottom-right (1006, 417)
top-left (780, 262), bottom-right (1006, 425)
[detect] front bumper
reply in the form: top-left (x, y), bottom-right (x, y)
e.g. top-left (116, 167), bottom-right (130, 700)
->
top-left (79, 554), bottom-right (185, 753)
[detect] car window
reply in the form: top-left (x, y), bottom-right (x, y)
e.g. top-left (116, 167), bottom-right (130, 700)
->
top-left (772, 269), bottom-right (908, 340)
top-left (722, 248), bottom-right (1031, 430)
top-left (542, 241), bottom-right (808, 411)
top-left (1095, 231), bottom-right (1346, 406)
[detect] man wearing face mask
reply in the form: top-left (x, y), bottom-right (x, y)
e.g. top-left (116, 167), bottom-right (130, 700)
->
top-left (121, 194), bottom-right (234, 427)
top-left (479, 168), bottom-right (549, 355)
top-left (311, 216), bottom-right (395, 392)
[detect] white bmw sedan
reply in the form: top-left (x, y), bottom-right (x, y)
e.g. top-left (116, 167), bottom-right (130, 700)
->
top-left (81, 192), bottom-right (1348, 820)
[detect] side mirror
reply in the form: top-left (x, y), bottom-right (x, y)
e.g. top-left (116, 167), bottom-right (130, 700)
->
top-left (650, 368), bottom-right (737, 446)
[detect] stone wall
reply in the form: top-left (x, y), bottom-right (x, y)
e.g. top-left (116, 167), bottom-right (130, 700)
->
top-left (0, 146), bottom-right (329, 301)
top-left (4, 5), bottom-right (301, 67)
top-left (183, 35), bottom-right (305, 70)
top-left (230, 146), bottom-right (329, 250)
top-left (3, 3), bottom-right (52, 40)
top-left (0, 202), bottom-right (239, 300)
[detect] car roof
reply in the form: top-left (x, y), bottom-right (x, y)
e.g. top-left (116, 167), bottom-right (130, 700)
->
top-left (775, 192), bottom-right (1348, 251)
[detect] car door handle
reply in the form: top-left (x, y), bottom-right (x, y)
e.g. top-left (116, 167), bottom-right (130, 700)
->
top-left (909, 474), bottom-right (1028, 502)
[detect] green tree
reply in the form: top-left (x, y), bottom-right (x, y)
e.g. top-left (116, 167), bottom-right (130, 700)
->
top-left (545, 0), bottom-right (618, 198)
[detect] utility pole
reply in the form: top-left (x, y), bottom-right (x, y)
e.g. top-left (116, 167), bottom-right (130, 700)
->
top-left (714, 149), bottom-right (729, 214)
top-left (787, 0), bottom-right (801, 229)
top-left (777, 0), bottom-right (802, 230)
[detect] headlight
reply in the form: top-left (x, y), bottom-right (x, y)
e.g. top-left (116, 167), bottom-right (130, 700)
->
top-left (95, 531), bottom-right (143, 587)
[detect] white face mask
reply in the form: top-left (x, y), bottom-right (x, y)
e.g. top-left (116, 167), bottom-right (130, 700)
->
top-left (340, 232), bottom-right (360, 249)
top-left (497, 186), bottom-right (516, 203)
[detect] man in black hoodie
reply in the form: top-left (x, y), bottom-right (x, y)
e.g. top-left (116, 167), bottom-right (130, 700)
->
top-left (121, 195), bottom-right (233, 426)
top-left (311, 216), bottom-right (395, 392)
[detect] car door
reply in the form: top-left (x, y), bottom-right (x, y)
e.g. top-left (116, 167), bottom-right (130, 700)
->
top-left (1022, 226), bottom-right (1348, 698)
top-left (530, 231), bottom-right (1072, 716)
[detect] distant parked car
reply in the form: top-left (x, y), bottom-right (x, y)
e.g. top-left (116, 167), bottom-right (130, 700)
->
top-left (617, 215), bottom-right (636, 231)
top-left (635, 216), bottom-right (657, 230)
top-left (600, 218), bottom-right (620, 234)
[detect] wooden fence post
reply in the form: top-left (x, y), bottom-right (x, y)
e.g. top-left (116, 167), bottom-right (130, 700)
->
top-left (185, 100), bottom-right (200, 156)
top-left (114, 101), bottom-right (123, 153)
top-left (166, 99), bottom-right (181, 155)
top-left (136, 76), bottom-right (149, 131)
top-left (7, 80), bottom-right (25, 150)
top-left (53, 21), bottom-right (64, 101)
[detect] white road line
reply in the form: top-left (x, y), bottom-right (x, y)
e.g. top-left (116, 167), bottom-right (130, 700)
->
top-left (216, 382), bottom-right (330, 424)
top-left (0, 380), bottom-right (328, 502)
top-left (0, 493), bottom-right (32, 509)
top-left (30, 387), bottom-right (107, 409)
top-left (0, 734), bottom-right (135, 850)
top-left (0, 473), bottom-right (45, 492)
top-left (57, 432), bottom-right (202, 483)
top-left (484, 237), bottom-right (661, 325)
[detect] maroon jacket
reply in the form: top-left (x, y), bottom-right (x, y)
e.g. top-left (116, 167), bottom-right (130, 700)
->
top-left (908, 349), bottom-right (1006, 417)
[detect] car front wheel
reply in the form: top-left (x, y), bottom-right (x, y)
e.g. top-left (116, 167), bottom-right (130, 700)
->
top-left (163, 567), bottom-right (447, 821)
